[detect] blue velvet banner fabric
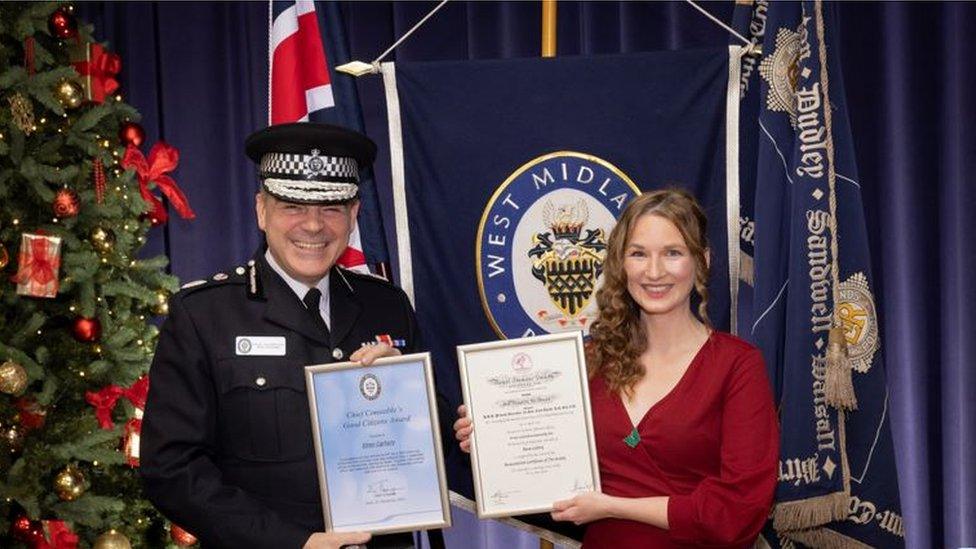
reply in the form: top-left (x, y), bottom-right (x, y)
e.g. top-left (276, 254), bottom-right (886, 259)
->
top-left (752, 1), bottom-right (903, 546)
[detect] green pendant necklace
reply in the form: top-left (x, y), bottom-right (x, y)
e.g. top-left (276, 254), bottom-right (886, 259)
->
top-left (623, 427), bottom-right (641, 448)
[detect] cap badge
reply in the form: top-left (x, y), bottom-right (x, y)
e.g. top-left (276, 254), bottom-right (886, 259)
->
top-left (305, 149), bottom-right (325, 178)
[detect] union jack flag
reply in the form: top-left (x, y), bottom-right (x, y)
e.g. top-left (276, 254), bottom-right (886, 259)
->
top-left (269, 0), bottom-right (388, 275)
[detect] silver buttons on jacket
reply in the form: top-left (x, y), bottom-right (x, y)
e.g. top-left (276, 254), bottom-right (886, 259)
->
top-left (255, 376), bottom-right (267, 387)
top-left (332, 348), bottom-right (344, 360)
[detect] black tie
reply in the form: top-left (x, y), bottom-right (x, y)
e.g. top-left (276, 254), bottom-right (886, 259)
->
top-left (302, 288), bottom-right (330, 338)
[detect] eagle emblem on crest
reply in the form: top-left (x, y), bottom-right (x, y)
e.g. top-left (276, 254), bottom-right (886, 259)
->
top-left (527, 199), bottom-right (607, 319)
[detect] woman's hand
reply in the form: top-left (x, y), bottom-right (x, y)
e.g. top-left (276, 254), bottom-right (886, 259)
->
top-left (453, 404), bottom-right (473, 453)
top-left (349, 343), bottom-right (399, 366)
top-left (551, 491), bottom-right (615, 525)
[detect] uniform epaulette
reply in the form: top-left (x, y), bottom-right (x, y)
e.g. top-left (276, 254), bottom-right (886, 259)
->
top-left (178, 267), bottom-right (247, 294)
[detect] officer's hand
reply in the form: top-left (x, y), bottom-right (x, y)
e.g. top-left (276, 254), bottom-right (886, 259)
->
top-left (303, 531), bottom-right (371, 549)
top-left (349, 342), bottom-right (400, 366)
top-left (454, 404), bottom-right (473, 453)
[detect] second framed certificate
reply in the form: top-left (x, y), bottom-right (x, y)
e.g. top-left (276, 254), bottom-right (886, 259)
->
top-left (458, 331), bottom-right (600, 518)
top-left (305, 353), bottom-right (451, 534)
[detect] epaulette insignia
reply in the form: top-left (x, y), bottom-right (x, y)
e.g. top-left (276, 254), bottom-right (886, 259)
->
top-left (212, 273), bottom-right (228, 281)
top-left (181, 280), bottom-right (206, 290)
top-left (247, 261), bottom-right (262, 298)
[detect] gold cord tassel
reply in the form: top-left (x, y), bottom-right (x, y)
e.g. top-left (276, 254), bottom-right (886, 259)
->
top-left (825, 326), bottom-right (857, 410)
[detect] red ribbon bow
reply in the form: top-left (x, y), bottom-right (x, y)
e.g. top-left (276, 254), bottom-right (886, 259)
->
top-left (36, 520), bottom-right (79, 549)
top-left (72, 43), bottom-right (120, 103)
top-left (15, 236), bottom-right (61, 286)
top-left (122, 142), bottom-right (195, 225)
top-left (85, 375), bottom-right (150, 430)
top-left (85, 385), bottom-right (124, 430)
top-left (123, 375), bottom-right (149, 410)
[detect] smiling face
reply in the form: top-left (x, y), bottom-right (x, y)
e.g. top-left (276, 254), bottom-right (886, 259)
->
top-left (623, 213), bottom-right (699, 320)
top-left (256, 192), bottom-right (359, 286)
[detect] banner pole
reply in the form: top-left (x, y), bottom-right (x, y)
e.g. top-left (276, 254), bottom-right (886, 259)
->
top-left (541, 0), bottom-right (557, 57)
top-left (540, 4), bottom-right (556, 549)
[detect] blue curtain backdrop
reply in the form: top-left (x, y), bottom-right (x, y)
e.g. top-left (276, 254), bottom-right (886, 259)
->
top-left (76, 2), bottom-right (975, 547)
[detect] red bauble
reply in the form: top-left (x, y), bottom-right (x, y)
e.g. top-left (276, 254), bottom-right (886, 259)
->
top-left (118, 121), bottom-right (145, 148)
top-left (52, 188), bottom-right (80, 218)
top-left (71, 316), bottom-right (102, 343)
top-left (10, 515), bottom-right (33, 540)
top-left (47, 8), bottom-right (78, 40)
top-left (10, 515), bottom-right (42, 543)
top-left (170, 524), bottom-right (199, 546)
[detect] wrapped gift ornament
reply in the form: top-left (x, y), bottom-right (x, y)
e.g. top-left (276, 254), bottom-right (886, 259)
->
top-left (14, 233), bottom-right (62, 298)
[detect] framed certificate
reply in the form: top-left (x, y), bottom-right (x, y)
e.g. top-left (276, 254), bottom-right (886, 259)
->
top-left (457, 331), bottom-right (600, 518)
top-left (305, 353), bottom-right (451, 534)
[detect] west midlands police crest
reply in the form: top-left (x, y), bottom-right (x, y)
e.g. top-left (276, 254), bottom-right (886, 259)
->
top-left (477, 152), bottom-right (640, 339)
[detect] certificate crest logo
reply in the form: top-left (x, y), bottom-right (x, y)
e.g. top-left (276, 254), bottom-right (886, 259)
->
top-left (511, 352), bottom-right (533, 372)
top-left (359, 373), bottom-right (381, 400)
top-left (236, 337), bottom-right (252, 354)
top-left (477, 152), bottom-right (639, 339)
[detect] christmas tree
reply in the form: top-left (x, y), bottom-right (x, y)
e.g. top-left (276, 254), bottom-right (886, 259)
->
top-left (0, 3), bottom-right (196, 547)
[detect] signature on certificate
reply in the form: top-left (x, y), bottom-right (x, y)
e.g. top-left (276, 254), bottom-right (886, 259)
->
top-left (572, 477), bottom-right (593, 492)
top-left (489, 489), bottom-right (515, 503)
top-left (366, 479), bottom-right (403, 496)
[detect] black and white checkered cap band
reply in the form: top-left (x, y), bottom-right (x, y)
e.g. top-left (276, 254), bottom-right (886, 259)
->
top-left (262, 178), bottom-right (358, 203)
top-left (259, 152), bottom-right (359, 182)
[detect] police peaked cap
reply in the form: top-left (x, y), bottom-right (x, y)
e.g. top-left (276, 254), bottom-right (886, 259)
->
top-left (245, 122), bottom-right (377, 204)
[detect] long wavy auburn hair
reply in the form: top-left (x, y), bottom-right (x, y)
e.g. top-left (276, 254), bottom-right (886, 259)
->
top-left (587, 188), bottom-right (711, 396)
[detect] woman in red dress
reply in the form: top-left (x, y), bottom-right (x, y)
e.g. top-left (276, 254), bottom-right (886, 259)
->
top-left (456, 188), bottom-right (779, 547)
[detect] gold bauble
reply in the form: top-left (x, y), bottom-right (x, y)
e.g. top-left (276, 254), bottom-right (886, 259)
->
top-left (94, 530), bottom-right (132, 549)
top-left (53, 464), bottom-right (86, 501)
top-left (89, 226), bottom-right (116, 253)
top-left (152, 291), bottom-right (170, 315)
top-left (54, 79), bottom-right (84, 109)
top-left (0, 360), bottom-right (28, 395)
top-left (7, 93), bottom-right (35, 134)
top-left (2, 422), bottom-right (26, 454)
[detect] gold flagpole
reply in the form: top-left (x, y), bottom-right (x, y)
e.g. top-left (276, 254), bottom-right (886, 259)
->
top-left (540, 2), bottom-right (556, 547)
top-left (541, 0), bottom-right (557, 57)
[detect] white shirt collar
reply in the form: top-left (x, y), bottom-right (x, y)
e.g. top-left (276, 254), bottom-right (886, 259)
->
top-left (264, 249), bottom-right (331, 329)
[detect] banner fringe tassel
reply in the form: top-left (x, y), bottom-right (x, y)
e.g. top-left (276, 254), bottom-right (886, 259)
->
top-left (772, 491), bottom-right (849, 531)
top-left (825, 326), bottom-right (858, 410)
top-left (784, 524), bottom-right (874, 549)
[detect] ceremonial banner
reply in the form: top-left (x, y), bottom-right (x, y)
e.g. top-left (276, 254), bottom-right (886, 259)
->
top-left (730, 0), bottom-right (769, 337)
top-left (269, 0), bottom-right (389, 272)
top-left (751, 1), bottom-right (904, 546)
top-left (381, 48), bottom-right (743, 510)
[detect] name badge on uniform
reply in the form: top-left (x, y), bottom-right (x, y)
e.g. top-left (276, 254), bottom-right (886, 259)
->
top-left (235, 336), bottom-right (286, 356)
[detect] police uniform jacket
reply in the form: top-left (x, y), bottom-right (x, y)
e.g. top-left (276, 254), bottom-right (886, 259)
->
top-left (140, 250), bottom-right (421, 548)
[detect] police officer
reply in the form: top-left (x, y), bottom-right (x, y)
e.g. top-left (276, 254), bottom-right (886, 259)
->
top-left (141, 123), bottom-right (418, 549)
